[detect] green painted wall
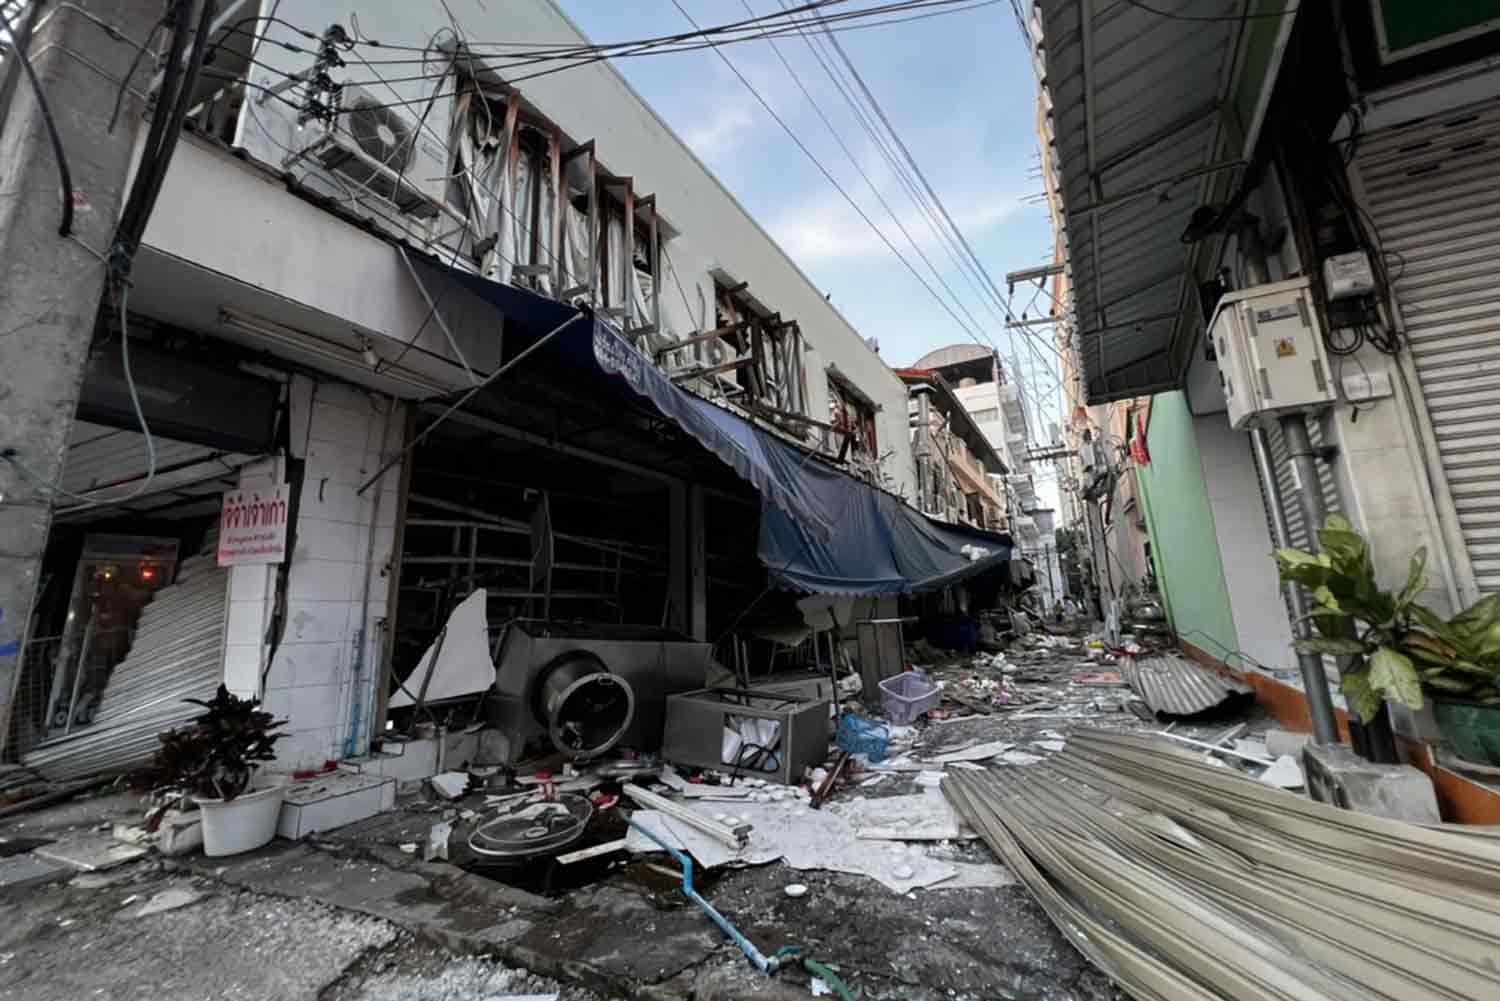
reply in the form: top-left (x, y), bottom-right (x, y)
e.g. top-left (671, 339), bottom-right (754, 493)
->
top-left (1134, 392), bottom-right (1239, 659)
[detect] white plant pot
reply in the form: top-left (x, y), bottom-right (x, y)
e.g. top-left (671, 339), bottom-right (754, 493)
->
top-left (196, 783), bottom-right (286, 857)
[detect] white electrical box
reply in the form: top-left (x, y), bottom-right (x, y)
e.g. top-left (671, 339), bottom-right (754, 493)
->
top-left (1322, 251), bottom-right (1376, 300)
top-left (1209, 277), bottom-right (1338, 429)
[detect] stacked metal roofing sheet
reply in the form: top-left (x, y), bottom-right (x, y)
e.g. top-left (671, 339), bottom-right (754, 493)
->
top-left (945, 730), bottom-right (1500, 1001)
top-left (1120, 653), bottom-right (1252, 716)
top-left (24, 552), bottom-right (228, 781)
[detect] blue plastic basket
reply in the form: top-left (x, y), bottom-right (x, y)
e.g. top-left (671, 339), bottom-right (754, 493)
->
top-left (835, 713), bottom-right (890, 762)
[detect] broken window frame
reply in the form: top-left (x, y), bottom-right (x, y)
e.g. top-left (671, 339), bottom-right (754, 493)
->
top-left (670, 280), bottom-right (812, 428)
top-left (827, 368), bottom-right (879, 462)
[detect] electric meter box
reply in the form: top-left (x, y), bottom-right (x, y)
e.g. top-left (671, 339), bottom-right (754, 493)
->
top-left (1322, 251), bottom-right (1376, 300)
top-left (1209, 276), bottom-right (1337, 430)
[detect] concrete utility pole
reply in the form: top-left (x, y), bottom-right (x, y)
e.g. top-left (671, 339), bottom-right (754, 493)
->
top-left (0, 0), bottom-right (163, 754)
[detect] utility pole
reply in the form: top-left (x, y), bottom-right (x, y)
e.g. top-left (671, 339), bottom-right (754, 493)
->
top-left (0, 0), bottom-right (163, 754)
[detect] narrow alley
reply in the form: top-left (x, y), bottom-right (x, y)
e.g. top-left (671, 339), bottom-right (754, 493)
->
top-left (5, 2), bottom-right (1500, 1000)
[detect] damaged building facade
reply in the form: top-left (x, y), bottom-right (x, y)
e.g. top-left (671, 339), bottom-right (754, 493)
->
top-left (0, 0), bottom-right (1016, 781)
top-left (1032, 0), bottom-right (1500, 809)
top-left (903, 344), bottom-right (1064, 603)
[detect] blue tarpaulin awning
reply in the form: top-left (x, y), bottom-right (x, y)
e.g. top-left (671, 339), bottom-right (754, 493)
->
top-left (420, 259), bottom-right (1013, 595)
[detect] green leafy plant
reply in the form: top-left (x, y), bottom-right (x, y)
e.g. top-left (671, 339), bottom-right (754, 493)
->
top-left (1274, 516), bottom-right (1500, 722)
top-left (135, 685), bottom-right (286, 801)
top-left (1406, 596), bottom-right (1500, 707)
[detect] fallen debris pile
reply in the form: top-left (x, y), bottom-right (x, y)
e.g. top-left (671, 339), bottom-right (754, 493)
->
top-left (944, 730), bottom-right (1500, 1000)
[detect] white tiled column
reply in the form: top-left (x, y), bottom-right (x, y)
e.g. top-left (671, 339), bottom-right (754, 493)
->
top-left (262, 379), bottom-right (405, 771)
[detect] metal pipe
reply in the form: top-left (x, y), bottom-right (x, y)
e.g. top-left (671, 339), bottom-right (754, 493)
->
top-left (915, 390), bottom-right (932, 514)
top-left (1251, 427), bottom-right (1339, 745)
top-left (627, 818), bottom-right (779, 973)
top-left (346, 398), bottom-right (395, 759)
top-left (397, 246), bottom-right (476, 386)
top-left (1237, 215), bottom-right (1271, 285)
top-left (357, 312), bottom-right (585, 495)
top-left (62, 612), bottom-right (94, 736)
top-left (1279, 415), bottom-right (1328, 529)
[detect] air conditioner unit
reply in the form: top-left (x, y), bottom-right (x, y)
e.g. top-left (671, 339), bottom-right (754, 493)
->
top-left (303, 85), bottom-right (451, 219)
top-left (1209, 277), bottom-right (1337, 430)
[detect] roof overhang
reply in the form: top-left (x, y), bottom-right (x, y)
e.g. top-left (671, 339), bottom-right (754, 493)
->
top-left (1035, 1), bottom-right (1296, 404)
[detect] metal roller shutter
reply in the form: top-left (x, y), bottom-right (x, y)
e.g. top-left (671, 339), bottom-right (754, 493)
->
top-left (1256, 416), bottom-right (1345, 681)
top-left (1357, 97), bottom-right (1500, 593)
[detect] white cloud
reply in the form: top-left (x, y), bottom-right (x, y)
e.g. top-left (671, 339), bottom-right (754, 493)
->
top-left (768, 186), bottom-right (1026, 266)
top-left (672, 54), bottom-right (794, 161)
top-left (682, 103), bottom-right (757, 158)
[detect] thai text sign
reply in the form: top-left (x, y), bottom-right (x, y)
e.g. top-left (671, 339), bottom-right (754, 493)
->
top-left (217, 484), bottom-right (290, 566)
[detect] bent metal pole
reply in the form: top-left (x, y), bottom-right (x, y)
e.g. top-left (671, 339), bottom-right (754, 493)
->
top-left (356, 312), bottom-right (586, 496)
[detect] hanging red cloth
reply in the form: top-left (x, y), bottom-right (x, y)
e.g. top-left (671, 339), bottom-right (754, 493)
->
top-left (1130, 408), bottom-right (1151, 466)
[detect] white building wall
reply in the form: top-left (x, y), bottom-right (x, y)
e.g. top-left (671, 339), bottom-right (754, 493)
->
top-left (239, 0), bottom-right (914, 499)
top-left (136, 139), bottom-right (503, 396)
top-left (1319, 354), bottom-right (1463, 618)
top-left (951, 383), bottom-right (1009, 464)
top-left (1192, 416), bottom-right (1295, 672)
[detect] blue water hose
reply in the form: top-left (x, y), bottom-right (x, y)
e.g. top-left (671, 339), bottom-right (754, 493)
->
top-left (627, 817), bottom-right (778, 973)
top-left (627, 818), bottom-right (859, 999)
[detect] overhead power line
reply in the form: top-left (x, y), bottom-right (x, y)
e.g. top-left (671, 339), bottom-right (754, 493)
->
top-left (667, 0), bottom-right (1004, 355)
top-left (212, 1), bottom-right (1003, 79)
top-left (802, 6), bottom-right (1072, 388)
top-left (740, 0), bottom-right (995, 349)
top-left (792, 1), bottom-right (1069, 446)
top-left (776, 0), bottom-right (1013, 340)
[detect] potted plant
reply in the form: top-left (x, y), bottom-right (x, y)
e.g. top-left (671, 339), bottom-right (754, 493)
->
top-left (137, 685), bottom-right (288, 856)
top-left (1274, 516), bottom-right (1500, 764)
top-left (1405, 596), bottom-right (1500, 766)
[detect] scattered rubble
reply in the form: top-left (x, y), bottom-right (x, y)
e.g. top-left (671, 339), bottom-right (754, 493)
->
top-left (1, 619), bottom-right (1341, 1001)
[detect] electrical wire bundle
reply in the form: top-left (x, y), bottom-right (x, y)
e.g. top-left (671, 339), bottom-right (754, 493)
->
top-left (214, 0), bottom-right (1004, 89)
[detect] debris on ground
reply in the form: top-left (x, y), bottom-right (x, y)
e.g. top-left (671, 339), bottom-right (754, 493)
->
top-left (429, 772), bottom-right (471, 800)
top-left (1, 615), bottom-right (1304, 1001)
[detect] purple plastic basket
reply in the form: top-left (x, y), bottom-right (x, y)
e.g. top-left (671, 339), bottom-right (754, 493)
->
top-left (879, 671), bottom-right (940, 724)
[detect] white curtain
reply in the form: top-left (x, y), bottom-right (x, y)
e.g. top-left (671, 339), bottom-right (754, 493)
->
top-left (534, 155), bottom-right (557, 297)
top-left (605, 211), bottom-right (626, 314)
top-left (631, 257), bottom-right (653, 331)
top-left (454, 91), bottom-right (512, 286)
top-left (511, 149), bottom-right (532, 286)
top-left (560, 195), bottom-right (591, 298)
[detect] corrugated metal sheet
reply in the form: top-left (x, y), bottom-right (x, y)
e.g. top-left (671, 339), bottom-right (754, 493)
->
top-left (1035, 1), bottom-right (1244, 402)
top-left (945, 731), bottom-right (1500, 1001)
top-left (1120, 653), bottom-right (1250, 715)
top-left (57, 421), bottom-right (255, 522)
top-left (1356, 96), bottom-right (1500, 593)
top-left (23, 551), bottom-right (228, 781)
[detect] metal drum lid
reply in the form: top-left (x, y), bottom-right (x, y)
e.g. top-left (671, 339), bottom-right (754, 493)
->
top-left (466, 793), bottom-right (594, 858)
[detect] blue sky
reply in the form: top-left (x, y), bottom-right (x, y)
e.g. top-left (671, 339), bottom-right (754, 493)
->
top-left (558, 2), bottom-right (1064, 435)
